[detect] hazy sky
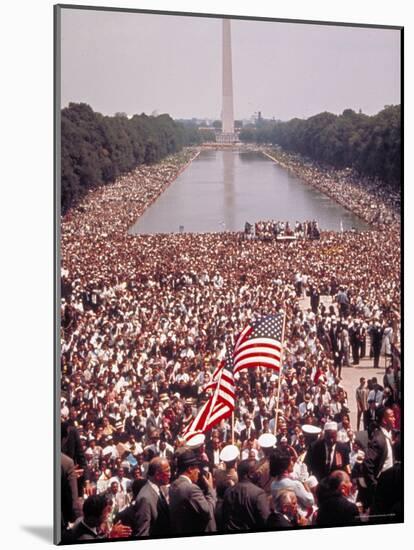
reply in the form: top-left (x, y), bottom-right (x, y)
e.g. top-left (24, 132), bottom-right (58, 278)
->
top-left (60, 7), bottom-right (401, 121)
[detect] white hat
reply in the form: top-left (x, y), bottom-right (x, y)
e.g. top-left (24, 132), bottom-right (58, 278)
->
top-left (185, 433), bottom-right (205, 449)
top-left (258, 433), bottom-right (276, 449)
top-left (220, 444), bottom-right (240, 462)
top-left (324, 421), bottom-right (338, 432)
top-left (302, 424), bottom-right (322, 436)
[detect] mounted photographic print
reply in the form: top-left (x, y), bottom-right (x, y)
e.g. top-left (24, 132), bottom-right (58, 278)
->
top-left (54, 3), bottom-right (403, 545)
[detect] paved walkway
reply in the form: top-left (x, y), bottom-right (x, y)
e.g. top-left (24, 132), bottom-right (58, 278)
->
top-left (299, 295), bottom-right (388, 429)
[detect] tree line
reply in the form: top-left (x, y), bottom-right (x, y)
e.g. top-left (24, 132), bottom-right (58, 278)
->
top-left (60, 103), bottom-right (210, 213)
top-left (239, 105), bottom-right (401, 187)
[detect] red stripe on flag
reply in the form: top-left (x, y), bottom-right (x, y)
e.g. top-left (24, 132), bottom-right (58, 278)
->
top-left (233, 360), bottom-right (281, 374)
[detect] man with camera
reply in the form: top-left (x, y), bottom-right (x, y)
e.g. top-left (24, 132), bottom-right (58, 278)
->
top-left (169, 449), bottom-right (217, 534)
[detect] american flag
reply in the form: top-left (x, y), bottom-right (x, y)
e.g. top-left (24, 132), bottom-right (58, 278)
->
top-left (183, 348), bottom-right (235, 441)
top-left (233, 313), bottom-right (285, 375)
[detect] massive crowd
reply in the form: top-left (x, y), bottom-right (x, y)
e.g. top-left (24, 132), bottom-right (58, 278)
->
top-left (264, 149), bottom-right (400, 228)
top-left (60, 146), bottom-right (401, 541)
top-left (251, 219), bottom-right (320, 240)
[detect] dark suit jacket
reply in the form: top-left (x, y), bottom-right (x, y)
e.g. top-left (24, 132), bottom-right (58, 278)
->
top-left (222, 479), bottom-right (270, 532)
top-left (206, 447), bottom-right (221, 471)
top-left (134, 481), bottom-right (171, 537)
top-left (114, 503), bottom-right (140, 535)
top-left (253, 415), bottom-right (268, 433)
top-left (266, 512), bottom-right (294, 529)
top-left (372, 462), bottom-right (402, 521)
top-left (61, 453), bottom-right (82, 526)
top-left (169, 476), bottom-right (217, 534)
top-left (363, 408), bottom-right (379, 437)
top-left (316, 493), bottom-right (361, 526)
top-left (240, 427), bottom-right (257, 443)
top-left (363, 428), bottom-right (390, 490)
top-left (64, 520), bottom-right (103, 543)
top-left (304, 439), bottom-right (350, 481)
top-left (61, 424), bottom-right (90, 481)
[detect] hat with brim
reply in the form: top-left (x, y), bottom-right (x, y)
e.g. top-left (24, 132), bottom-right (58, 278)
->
top-left (185, 433), bottom-right (205, 449)
top-left (258, 433), bottom-right (276, 449)
top-left (220, 444), bottom-right (240, 462)
top-left (177, 449), bottom-right (201, 470)
top-left (302, 424), bottom-right (322, 436)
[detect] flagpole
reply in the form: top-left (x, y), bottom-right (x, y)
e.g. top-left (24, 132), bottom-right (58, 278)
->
top-left (204, 361), bottom-right (224, 431)
top-left (231, 411), bottom-right (235, 444)
top-left (273, 311), bottom-right (287, 436)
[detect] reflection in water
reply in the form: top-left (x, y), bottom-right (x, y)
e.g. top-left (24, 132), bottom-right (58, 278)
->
top-left (222, 151), bottom-right (236, 231)
top-left (130, 150), bottom-right (369, 234)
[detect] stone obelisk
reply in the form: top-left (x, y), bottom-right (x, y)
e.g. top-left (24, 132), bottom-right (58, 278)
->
top-left (221, 19), bottom-right (235, 141)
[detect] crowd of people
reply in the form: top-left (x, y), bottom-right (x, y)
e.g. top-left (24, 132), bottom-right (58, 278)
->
top-left (264, 148), bottom-right (400, 228)
top-left (249, 219), bottom-right (320, 241)
top-left (60, 146), bottom-right (401, 541)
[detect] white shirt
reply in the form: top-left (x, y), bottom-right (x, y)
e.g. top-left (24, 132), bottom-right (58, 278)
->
top-left (368, 388), bottom-right (383, 406)
top-left (325, 442), bottom-right (336, 468)
top-left (241, 448), bottom-right (259, 460)
top-left (212, 449), bottom-right (221, 466)
top-left (337, 428), bottom-right (351, 444)
top-left (379, 427), bottom-right (394, 474)
top-left (299, 401), bottom-right (314, 417)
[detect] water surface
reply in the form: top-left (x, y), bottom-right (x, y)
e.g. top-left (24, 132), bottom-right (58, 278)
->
top-left (131, 150), bottom-right (369, 234)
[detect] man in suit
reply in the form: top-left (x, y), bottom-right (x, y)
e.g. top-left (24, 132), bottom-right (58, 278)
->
top-left (266, 489), bottom-right (303, 528)
top-left (304, 421), bottom-right (350, 481)
top-left (372, 438), bottom-right (402, 522)
top-left (222, 459), bottom-right (270, 532)
top-left (61, 421), bottom-right (92, 496)
top-left (355, 377), bottom-right (369, 431)
top-left (61, 452), bottom-right (82, 534)
top-left (114, 479), bottom-right (147, 533)
top-left (370, 321), bottom-right (384, 368)
top-left (205, 435), bottom-right (222, 472)
top-left (310, 286), bottom-right (320, 314)
top-left (253, 405), bottom-right (269, 434)
top-left (146, 404), bottom-right (163, 433)
top-left (158, 440), bottom-right (174, 461)
top-left (316, 470), bottom-right (361, 526)
top-left (363, 406), bottom-right (396, 507)
top-left (169, 449), bottom-right (217, 535)
top-left (240, 416), bottom-right (256, 443)
top-left (64, 495), bottom-right (132, 543)
top-left (363, 399), bottom-right (379, 438)
top-left (134, 457), bottom-right (171, 537)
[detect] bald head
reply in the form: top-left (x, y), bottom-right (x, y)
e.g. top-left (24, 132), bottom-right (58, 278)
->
top-left (147, 457), bottom-right (171, 486)
top-left (329, 469), bottom-right (352, 497)
top-left (329, 470), bottom-right (349, 484)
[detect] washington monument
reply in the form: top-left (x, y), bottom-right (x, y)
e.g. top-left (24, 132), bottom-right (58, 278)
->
top-left (221, 19), bottom-right (236, 142)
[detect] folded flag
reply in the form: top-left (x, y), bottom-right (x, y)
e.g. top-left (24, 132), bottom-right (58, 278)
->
top-left (183, 348), bottom-right (235, 440)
